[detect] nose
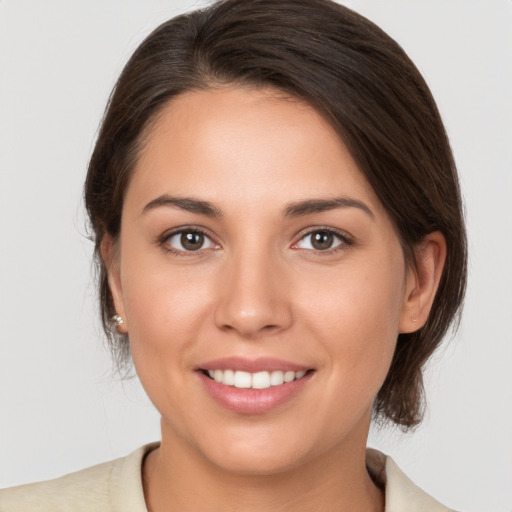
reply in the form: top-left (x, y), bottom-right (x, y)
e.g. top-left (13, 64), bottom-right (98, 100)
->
top-left (213, 248), bottom-right (293, 338)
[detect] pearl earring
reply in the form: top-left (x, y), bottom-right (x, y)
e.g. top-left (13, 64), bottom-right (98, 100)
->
top-left (111, 314), bottom-right (124, 327)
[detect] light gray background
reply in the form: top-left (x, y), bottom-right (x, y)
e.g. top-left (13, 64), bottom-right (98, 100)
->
top-left (0, 1), bottom-right (511, 511)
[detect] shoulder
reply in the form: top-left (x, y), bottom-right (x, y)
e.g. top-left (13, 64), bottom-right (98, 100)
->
top-left (366, 448), bottom-right (459, 512)
top-left (0, 459), bottom-right (117, 512)
top-left (0, 443), bottom-right (157, 512)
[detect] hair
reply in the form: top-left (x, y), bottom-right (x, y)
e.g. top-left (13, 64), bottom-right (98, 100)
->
top-left (84, 0), bottom-right (467, 429)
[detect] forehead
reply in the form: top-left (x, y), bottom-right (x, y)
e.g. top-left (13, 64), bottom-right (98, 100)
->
top-left (126, 86), bottom-right (383, 217)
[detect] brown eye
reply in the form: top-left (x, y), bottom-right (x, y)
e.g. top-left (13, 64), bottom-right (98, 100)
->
top-left (296, 230), bottom-right (346, 251)
top-left (181, 231), bottom-right (204, 251)
top-left (311, 232), bottom-right (334, 250)
top-left (165, 230), bottom-right (217, 252)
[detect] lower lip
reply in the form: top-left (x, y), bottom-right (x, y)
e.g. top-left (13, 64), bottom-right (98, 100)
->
top-left (198, 371), bottom-right (313, 414)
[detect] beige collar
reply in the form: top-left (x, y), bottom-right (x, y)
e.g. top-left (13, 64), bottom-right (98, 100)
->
top-left (366, 448), bottom-right (455, 511)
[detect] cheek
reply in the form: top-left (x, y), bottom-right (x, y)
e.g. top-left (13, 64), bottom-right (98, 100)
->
top-left (123, 270), bottom-right (213, 350)
top-left (298, 254), bottom-right (405, 384)
top-left (117, 236), bottom-right (219, 374)
top-left (118, 257), bottom-right (220, 425)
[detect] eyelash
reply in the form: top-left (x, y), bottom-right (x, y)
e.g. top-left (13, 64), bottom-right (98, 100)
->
top-left (159, 227), bottom-right (218, 257)
top-left (292, 227), bottom-right (353, 254)
top-left (158, 226), bottom-right (353, 256)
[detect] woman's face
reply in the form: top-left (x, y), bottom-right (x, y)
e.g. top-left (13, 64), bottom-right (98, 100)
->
top-left (108, 87), bottom-right (416, 474)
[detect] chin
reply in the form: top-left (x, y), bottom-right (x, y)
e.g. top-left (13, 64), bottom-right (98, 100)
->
top-left (193, 421), bottom-right (330, 477)
top-left (208, 445), bottom-right (306, 477)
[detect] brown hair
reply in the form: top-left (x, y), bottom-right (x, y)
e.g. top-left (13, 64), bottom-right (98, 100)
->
top-left (85, 0), bottom-right (467, 428)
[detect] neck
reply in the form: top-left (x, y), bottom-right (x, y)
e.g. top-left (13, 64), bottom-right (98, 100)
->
top-left (143, 422), bottom-right (384, 512)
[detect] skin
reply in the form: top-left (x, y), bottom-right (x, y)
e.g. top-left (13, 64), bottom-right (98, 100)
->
top-left (103, 87), bottom-right (446, 512)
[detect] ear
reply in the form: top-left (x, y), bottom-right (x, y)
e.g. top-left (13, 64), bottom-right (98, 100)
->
top-left (399, 231), bottom-right (447, 333)
top-left (100, 235), bottom-right (128, 334)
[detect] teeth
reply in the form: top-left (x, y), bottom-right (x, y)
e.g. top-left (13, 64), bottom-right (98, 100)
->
top-left (223, 369), bottom-right (235, 386)
top-left (205, 369), bottom-right (308, 389)
top-left (284, 371), bottom-right (295, 383)
top-left (234, 371), bottom-right (252, 388)
top-left (252, 371), bottom-right (270, 389)
top-left (270, 370), bottom-right (284, 386)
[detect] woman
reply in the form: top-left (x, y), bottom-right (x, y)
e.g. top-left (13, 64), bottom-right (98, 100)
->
top-left (1, 0), bottom-right (468, 510)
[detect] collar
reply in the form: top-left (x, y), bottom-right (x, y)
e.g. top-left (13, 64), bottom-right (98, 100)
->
top-left (366, 448), bottom-right (455, 511)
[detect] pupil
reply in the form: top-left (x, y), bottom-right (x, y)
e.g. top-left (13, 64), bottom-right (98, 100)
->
top-left (312, 232), bottom-right (333, 250)
top-left (181, 232), bottom-right (203, 250)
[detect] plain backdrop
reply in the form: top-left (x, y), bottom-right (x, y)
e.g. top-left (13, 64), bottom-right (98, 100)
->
top-left (0, 1), bottom-right (511, 511)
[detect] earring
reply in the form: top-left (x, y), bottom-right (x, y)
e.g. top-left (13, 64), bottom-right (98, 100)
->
top-left (111, 314), bottom-right (124, 327)
top-left (411, 318), bottom-right (418, 323)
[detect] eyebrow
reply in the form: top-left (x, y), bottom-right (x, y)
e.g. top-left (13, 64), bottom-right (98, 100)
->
top-left (283, 197), bottom-right (374, 219)
top-left (141, 195), bottom-right (222, 217)
top-left (141, 194), bottom-right (374, 219)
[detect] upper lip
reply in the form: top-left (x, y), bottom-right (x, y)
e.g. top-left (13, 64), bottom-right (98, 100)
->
top-left (197, 357), bottom-right (311, 373)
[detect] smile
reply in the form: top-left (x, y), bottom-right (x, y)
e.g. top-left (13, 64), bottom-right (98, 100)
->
top-left (205, 369), bottom-right (308, 389)
top-left (198, 358), bottom-right (314, 414)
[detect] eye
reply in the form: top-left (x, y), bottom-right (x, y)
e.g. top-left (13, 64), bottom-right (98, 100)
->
top-left (163, 229), bottom-right (217, 252)
top-left (295, 229), bottom-right (347, 251)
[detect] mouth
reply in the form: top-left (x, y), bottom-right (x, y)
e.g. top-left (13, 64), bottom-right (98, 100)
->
top-left (197, 358), bottom-right (315, 414)
top-left (200, 368), bottom-right (311, 389)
